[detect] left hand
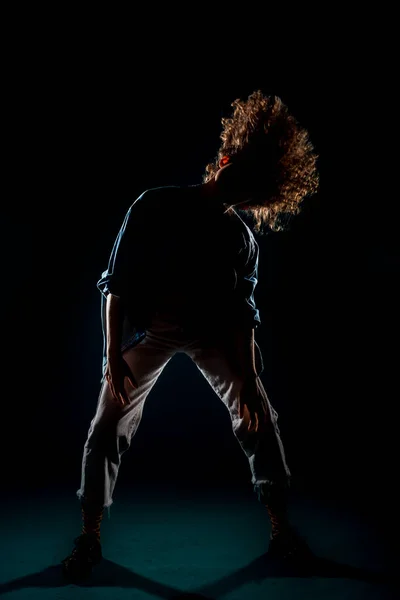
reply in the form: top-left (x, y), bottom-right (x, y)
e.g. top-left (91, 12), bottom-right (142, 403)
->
top-left (105, 354), bottom-right (138, 407)
top-left (239, 375), bottom-right (269, 433)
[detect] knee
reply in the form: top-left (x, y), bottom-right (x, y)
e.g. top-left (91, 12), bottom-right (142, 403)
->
top-left (85, 420), bottom-right (115, 451)
top-left (85, 422), bottom-right (130, 462)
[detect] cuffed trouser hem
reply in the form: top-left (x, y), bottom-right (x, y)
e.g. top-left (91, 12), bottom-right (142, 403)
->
top-left (76, 489), bottom-right (113, 519)
top-left (253, 478), bottom-right (291, 505)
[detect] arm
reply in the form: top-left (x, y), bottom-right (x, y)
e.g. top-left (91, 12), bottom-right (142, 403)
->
top-left (233, 327), bottom-right (258, 379)
top-left (98, 194), bottom-right (147, 403)
top-left (234, 325), bottom-right (268, 432)
top-left (106, 293), bottom-right (124, 360)
top-left (97, 192), bottom-right (147, 300)
top-left (232, 231), bottom-right (267, 430)
top-left (104, 292), bottom-right (138, 405)
top-left (232, 227), bottom-right (261, 378)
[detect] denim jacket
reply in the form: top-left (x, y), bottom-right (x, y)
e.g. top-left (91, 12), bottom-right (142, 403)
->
top-left (97, 186), bottom-right (262, 377)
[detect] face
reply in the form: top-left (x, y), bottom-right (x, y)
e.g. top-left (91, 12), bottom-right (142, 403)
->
top-left (214, 156), bottom-right (255, 208)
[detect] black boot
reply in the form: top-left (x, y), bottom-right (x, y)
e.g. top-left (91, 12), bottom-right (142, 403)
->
top-left (62, 532), bottom-right (103, 582)
top-left (256, 482), bottom-right (314, 561)
top-left (62, 500), bottom-right (104, 582)
top-left (268, 525), bottom-right (314, 561)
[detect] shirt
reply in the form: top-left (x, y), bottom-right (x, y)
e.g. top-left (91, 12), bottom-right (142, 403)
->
top-left (97, 185), bottom-right (262, 375)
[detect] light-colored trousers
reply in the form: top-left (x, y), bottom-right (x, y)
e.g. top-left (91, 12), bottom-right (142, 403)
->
top-left (76, 311), bottom-right (291, 509)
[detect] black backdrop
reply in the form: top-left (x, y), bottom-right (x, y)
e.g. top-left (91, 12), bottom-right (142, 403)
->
top-left (2, 32), bottom-right (398, 522)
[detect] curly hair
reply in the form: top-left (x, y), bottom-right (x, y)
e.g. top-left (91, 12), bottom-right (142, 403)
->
top-left (203, 90), bottom-right (319, 233)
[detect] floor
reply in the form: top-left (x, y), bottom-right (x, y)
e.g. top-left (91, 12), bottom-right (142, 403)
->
top-left (0, 481), bottom-right (396, 599)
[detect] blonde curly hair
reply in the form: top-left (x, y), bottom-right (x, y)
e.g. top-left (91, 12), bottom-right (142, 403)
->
top-left (204, 90), bottom-right (319, 233)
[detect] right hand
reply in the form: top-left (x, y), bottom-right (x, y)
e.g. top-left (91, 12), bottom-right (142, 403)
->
top-left (239, 374), bottom-right (269, 433)
top-left (105, 354), bottom-right (138, 407)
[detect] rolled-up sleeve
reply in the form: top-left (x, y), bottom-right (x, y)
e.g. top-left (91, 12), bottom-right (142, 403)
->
top-left (97, 192), bottom-right (147, 299)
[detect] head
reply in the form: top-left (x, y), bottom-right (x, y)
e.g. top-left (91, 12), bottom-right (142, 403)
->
top-left (203, 90), bottom-right (319, 233)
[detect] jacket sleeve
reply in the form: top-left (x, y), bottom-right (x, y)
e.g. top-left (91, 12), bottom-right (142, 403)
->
top-left (97, 192), bottom-right (147, 299)
top-left (234, 228), bottom-right (261, 330)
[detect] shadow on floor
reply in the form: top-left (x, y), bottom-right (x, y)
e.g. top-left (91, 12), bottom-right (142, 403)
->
top-left (0, 552), bottom-right (393, 599)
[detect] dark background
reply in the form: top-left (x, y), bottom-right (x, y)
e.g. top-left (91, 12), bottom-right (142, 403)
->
top-left (2, 29), bottom-right (398, 525)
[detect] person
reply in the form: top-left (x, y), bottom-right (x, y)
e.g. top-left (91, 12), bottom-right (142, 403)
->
top-left (62, 90), bottom-right (319, 582)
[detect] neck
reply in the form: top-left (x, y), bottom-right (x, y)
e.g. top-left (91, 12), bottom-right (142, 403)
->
top-left (198, 178), bottom-right (234, 212)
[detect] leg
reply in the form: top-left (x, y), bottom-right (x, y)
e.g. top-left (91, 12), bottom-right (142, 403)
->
top-left (186, 333), bottom-right (291, 500)
top-left (76, 329), bottom-right (176, 509)
top-left (186, 332), bottom-right (313, 559)
top-left (63, 318), bottom-right (179, 582)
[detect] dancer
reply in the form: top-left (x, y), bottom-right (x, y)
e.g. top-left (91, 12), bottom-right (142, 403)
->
top-left (62, 90), bottom-right (319, 582)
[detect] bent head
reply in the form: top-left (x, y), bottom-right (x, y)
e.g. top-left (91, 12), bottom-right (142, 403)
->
top-left (213, 153), bottom-right (272, 210)
top-left (204, 91), bottom-right (319, 233)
